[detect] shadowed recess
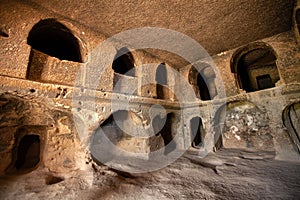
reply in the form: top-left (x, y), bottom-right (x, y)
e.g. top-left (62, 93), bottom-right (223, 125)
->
top-left (0, 30), bottom-right (9, 38)
top-left (152, 113), bottom-right (176, 155)
top-left (45, 175), bottom-right (64, 185)
top-left (112, 47), bottom-right (135, 76)
top-left (15, 135), bottom-right (40, 171)
top-left (231, 42), bottom-right (279, 92)
top-left (27, 18), bottom-right (82, 62)
top-left (188, 66), bottom-right (211, 100)
top-left (190, 116), bottom-right (205, 148)
top-left (156, 63), bottom-right (168, 99)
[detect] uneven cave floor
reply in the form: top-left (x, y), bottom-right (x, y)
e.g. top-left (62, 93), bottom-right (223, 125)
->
top-left (0, 148), bottom-right (300, 200)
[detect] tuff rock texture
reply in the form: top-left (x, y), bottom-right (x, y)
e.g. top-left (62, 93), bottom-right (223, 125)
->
top-left (0, 0), bottom-right (300, 199)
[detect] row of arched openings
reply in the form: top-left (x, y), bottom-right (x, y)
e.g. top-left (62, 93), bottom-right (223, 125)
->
top-left (26, 19), bottom-right (281, 100)
top-left (26, 19), bottom-right (215, 101)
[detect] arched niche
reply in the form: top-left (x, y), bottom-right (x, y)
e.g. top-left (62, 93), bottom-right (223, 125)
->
top-left (15, 135), bottom-right (40, 171)
top-left (26, 19), bottom-right (84, 81)
top-left (188, 65), bottom-right (216, 100)
top-left (155, 63), bottom-right (168, 99)
top-left (190, 116), bottom-right (205, 148)
top-left (5, 126), bottom-right (46, 175)
top-left (112, 47), bottom-right (135, 76)
top-left (231, 42), bottom-right (279, 92)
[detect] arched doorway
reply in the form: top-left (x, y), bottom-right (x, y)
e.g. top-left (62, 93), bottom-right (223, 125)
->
top-left (190, 117), bottom-right (205, 148)
top-left (295, 8), bottom-right (300, 37)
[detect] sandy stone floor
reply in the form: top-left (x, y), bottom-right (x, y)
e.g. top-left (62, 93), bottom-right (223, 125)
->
top-left (0, 149), bottom-right (300, 200)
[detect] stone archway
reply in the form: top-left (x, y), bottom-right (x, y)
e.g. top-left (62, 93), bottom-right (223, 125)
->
top-left (231, 42), bottom-right (279, 92)
top-left (27, 18), bottom-right (83, 81)
top-left (190, 116), bottom-right (205, 148)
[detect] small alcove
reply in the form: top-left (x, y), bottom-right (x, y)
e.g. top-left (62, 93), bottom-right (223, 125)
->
top-left (188, 65), bottom-right (215, 100)
top-left (112, 47), bottom-right (135, 77)
top-left (156, 63), bottom-right (169, 99)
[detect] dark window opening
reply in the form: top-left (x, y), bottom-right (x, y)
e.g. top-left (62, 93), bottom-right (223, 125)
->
top-left (256, 74), bottom-right (274, 90)
top-left (156, 63), bottom-right (168, 99)
top-left (15, 135), bottom-right (40, 171)
top-left (112, 47), bottom-right (135, 76)
top-left (231, 43), bottom-right (279, 92)
top-left (190, 117), bottom-right (204, 148)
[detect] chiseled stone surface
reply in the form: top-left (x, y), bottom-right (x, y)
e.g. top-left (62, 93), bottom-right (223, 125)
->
top-left (0, 0), bottom-right (300, 199)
